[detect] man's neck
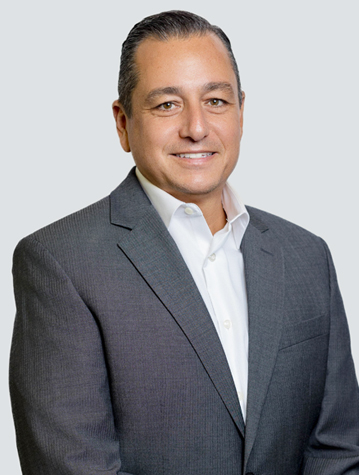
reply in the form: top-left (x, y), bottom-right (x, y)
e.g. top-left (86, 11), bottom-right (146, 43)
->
top-left (184, 191), bottom-right (227, 235)
top-left (198, 200), bottom-right (227, 235)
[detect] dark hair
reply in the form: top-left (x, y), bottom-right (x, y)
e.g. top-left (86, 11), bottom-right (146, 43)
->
top-left (118, 10), bottom-right (242, 117)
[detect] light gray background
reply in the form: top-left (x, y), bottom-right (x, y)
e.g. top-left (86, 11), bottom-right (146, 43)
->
top-left (1, 1), bottom-right (358, 472)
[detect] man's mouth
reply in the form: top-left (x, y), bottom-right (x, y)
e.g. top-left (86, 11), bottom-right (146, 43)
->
top-left (174, 152), bottom-right (215, 159)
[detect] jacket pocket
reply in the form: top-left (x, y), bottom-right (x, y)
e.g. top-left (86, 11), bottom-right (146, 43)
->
top-left (278, 314), bottom-right (329, 350)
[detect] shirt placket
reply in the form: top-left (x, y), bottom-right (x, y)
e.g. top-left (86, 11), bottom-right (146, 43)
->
top-left (202, 227), bottom-right (248, 418)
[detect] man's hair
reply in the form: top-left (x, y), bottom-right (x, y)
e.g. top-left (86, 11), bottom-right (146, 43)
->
top-left (118, 10), bottom-right (242, 117)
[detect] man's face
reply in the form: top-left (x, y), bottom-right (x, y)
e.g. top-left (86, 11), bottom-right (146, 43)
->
top-left (113, 33), bottom-right (244, 204)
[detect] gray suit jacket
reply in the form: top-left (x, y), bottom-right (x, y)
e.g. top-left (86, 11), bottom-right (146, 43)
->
top-left (10, 168), bottom-right (359, 474)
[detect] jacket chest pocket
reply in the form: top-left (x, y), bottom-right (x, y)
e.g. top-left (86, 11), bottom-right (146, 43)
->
top-left (278, 314), bottom-right (329, 351)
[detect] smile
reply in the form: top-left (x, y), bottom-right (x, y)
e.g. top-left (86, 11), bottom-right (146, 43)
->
top-left (174, 152), bottom-right (215, 159)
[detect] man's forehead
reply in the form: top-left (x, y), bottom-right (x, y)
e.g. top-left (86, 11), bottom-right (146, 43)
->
top-left (133, 33), bottom-right (235, 82)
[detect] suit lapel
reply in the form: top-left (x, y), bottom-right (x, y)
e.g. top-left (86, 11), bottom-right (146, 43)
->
top-left (110, 169), bottom-right (245, 436)
top-left (242, 212), bottom-right (285, 467)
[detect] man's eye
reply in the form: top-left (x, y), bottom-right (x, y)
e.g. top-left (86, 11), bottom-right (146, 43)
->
top-left (208, 98), bottom-right (224, 106)
top-left (158, 102), bottom-right (174, 110)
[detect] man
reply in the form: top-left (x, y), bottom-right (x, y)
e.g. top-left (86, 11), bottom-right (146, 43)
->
top-left (10, 10), bottom-right (359, 475)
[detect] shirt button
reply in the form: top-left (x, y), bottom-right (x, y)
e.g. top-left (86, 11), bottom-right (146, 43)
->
top-left (208, 253), bottom-right (216, 262)
top-left (237, 391), bottom-right (243, 401)
top-left (184, 207), bottom-right (194, 215)
top-left (223, 319), bottom-right (231, 329)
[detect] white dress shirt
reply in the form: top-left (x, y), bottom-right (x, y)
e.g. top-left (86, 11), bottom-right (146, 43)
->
top-left (136, 168), bottom-right (250, 420)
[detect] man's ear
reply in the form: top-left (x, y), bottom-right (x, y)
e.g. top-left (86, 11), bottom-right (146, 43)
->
top-left (112, 100), bottom-right (131, 152)
top-left (239, 91), bottom-right (245, 140)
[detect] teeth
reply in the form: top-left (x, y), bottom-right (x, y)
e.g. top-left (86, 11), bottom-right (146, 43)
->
top-left (176, 153), bottom-right (213, 159)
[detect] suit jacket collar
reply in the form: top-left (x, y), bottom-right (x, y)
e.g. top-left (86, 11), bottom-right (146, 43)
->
top-left (110, 169), bottom-right (285, 462)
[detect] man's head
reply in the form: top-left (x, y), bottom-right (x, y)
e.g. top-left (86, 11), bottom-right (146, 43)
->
top-left (113, 11), bottom-right (245, 206)
top-left (117, 10), bottom-right (242, 118)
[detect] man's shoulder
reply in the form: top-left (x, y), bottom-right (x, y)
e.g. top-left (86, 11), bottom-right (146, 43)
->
top-left (27, 195), bottom-right (110, 243)
top-left (16, 168), bottom-right (142, 253)
top-left (247, 205), bottom-right (318, 235)
top-left (14, 195), bottom-right (114, 265)
top-left (246, 205), bottom-right (326, 252)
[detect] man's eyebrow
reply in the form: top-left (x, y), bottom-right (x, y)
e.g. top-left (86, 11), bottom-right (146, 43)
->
top-left (203, 82), bottom-right (235, 95)
top-left (145, 87), bottom-right (181, 105)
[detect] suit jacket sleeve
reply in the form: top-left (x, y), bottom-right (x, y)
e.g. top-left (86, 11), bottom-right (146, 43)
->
top-left (9, 237), bottom-right (134, 475)
top-left (301, 239), bottom-right (359, 474)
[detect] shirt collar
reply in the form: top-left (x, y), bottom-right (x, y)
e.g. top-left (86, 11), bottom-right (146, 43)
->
top-left (222, 182), bottom-right (250, 249)
top-left (135, 167), bottom-right (249, 249)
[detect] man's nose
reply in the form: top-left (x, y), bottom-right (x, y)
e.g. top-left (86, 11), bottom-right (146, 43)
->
top-left (179, 104), bottom-right (209, 142)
